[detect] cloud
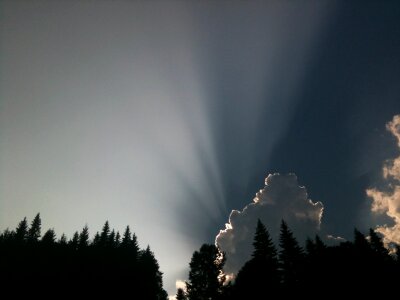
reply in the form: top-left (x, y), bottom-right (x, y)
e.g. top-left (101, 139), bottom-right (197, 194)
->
top-left (215, 173), bottom-right (323, 276)
top-left (367, 115), bottom-right (400, 245)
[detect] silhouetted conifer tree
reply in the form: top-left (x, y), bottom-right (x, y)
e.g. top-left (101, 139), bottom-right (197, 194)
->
top-left (15, 217), bottom-right (28, 243)
top-left (115, 231), bottom-right (121, 246)
top-left (41, 229), bottom-right (56, 245)
top-left (27, 213), bottom-right (41, 243)
top-left (122, 225), bottom-right (132, 246)
top-left (139, 246), bottom-right (168, 300)
top-left (354, 229), bottom-right (370, 251)
top-left (0, 228), bottom-right (14, 243)
top-left (109, 229), bottom-right (116, 247)
top-left (235, 219), bottom-right (279, 298)
top-left (78, 225), bottom-right (89, 248)
top-left (59, 233), bottom-right (67, 245)
top-left (70, 231), bottom-right (79, 250)
top-left (369, 229), bottom-right (388, 257)
top-left (93, 232), bottom-right (100, 246)
top-left (99, 221), bottom-right (110, 247)
top-left (279, 220), bottom-right (304, 289)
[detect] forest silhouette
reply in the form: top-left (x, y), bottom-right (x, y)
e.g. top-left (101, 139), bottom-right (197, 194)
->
top-left (1, 214), bottom-right (399, 299)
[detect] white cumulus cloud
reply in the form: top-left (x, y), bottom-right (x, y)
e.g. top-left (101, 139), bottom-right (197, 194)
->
top-left (215, 173), bottom-right (324, 276)
top-left (367, 115), bottom-right (400, 245)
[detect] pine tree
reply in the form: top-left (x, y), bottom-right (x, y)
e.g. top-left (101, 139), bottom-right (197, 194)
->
top-left (70, 231), bottom-right (79, 250)
top-left (369, 229), bottom-right (388, 258)
top-left (186, 244), bottom-right (225, 300)
top-left (122, 226), bottom-right (132, 246)
top-left (59, 233), bottom-right (67, 245)
top-left (235, 220), bottom-right (279, 298)
top-left (99, 221), bottom-right (110, 247)
top-left (252, 219), bottom-right (278, 261)
top-left (42, 229), bottom-right (56, 245)
top-left (279, 220), bottom-right (304, 288)
top-left (15, 217), bottom-right (28, 243)
top-left (121, 226), bottom-right (139, 260)
top-left (109, 229), bottom-right (116, 247)
top-left (115, 231), bottom-right (121, 247)
top-left (93, 232), bottom-right (100, 246)
top-left (78, 225), bottom-right (90, 248)
top-left (354, 229), bottom-right (370, 251)
top-left (139, 246), bottom-right (168, 300)
top-left (0, 228), bottom-right (13, 243)
top-left (27, 213), bottom-right (42, 243)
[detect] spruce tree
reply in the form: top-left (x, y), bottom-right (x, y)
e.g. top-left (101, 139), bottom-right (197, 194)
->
top-left (27, 213), bottom-right (42, 243)
top-left (15, 217), bottom-right (28, 243)
top-left (139, 246), bottom-right (168, 300)
top-left (109, 229), bottom-right (116, 247)
top-left (369, 229), bottom-right (388, 258)
top-left (279, 220), bottom-right (304, 288)
top-left (122, 226), bottom-right (132, 246)
top-left (70, 231), bottom-right (79, 250)
top-left (59, 233), bottom-right (67, 245)
top-left (78, 225), bottom-right (90, 248)
top-left (235, 220), bottom-right (279, 298)
top-left (99, 221), bottom-right (110, 247)
top-left (115, 231), bottom-right (121, 247)
top-left (42, 229), bottom-right (56, 245)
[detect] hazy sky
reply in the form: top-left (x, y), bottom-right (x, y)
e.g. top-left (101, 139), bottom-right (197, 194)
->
top-left (1, 1), bottom-right (400, 296)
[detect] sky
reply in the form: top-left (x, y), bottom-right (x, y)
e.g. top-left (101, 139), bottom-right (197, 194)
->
top-left (1, 0), bottom-right (400, 297)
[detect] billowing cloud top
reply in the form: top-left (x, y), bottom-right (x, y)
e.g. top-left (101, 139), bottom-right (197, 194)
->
top-left (215, 173), bottom-right (323, 276)
top-left (367, 115), bottom-right (400, 245)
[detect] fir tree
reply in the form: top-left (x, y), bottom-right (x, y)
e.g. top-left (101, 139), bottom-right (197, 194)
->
top-left (115, 231), bottom-right (121, 247)
top-left (99, 221), bottom-right (110, 247)
top-left (42, 229), bottom-right (56, 245)
top-left (235, 220), bottom-right (280, 298)
top-left (27, 213), bottom-right (41, 243)
top-left (59, 233), bottom-right (67, 245)
top-left (78, 225), bottom-right (90, 248)
top-left (70, 231), bottom-right (79, 250)
top-left (139, 246), bottom-right (168, 300)
top-left (15, 217), bottom-right (28, 243)
top-left (369, 229), bottom-right (388, 258)
top-left (279, 220), bottom-right (304, 288)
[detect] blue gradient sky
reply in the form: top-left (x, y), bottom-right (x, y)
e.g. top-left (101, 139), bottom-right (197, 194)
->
top-left (1, 1), bottom-right (400, 296)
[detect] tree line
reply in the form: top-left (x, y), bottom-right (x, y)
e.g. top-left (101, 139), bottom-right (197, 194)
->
top-left (1, 214), bottom-right (399, 298)
top-left (178, 219), bottom-right (400, 299)
top-left (0, 213), bottom-right (168, 299)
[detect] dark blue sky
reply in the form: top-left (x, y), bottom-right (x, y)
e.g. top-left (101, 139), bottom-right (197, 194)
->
top-left (209, 1), bottom-right (400, 240)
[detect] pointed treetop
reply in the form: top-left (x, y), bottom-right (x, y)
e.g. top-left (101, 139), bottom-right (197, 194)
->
top-left (79, 225), bottom-right (90, 248)
top-left (115, 231), bottom-right (121, 245)
top-left (59, 233), bottom-right (67, 245)
top-left (354, 228), bottom-right (370, 250)
top-left (28, 213), bottom-right (42, 242)
top-left (42, 228), bottom-right (56, 245)
top-left (122, 225), bottom-right (132, 245)
top-left (252, 219), bottom-right (277, 261)
top-left (369, 228), bottom-right (388, 257)
top-left (15, 217), bottom-right (28, 242)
